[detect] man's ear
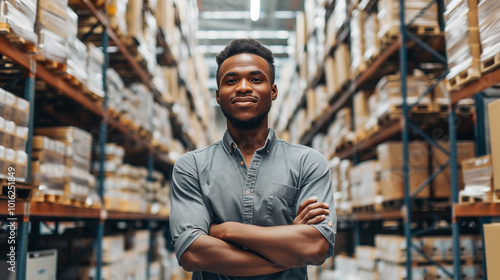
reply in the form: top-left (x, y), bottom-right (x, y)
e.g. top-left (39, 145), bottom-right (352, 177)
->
top-left (216, 90), bottom-right (220, 104)
top-left (271, 85), bottom-right (278, 100)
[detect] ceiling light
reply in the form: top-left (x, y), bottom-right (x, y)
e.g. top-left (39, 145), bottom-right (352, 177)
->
top-left (250, 0), bottom-right (260, 21)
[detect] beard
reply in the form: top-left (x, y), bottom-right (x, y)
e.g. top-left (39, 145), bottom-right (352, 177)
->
top-left (220, 104), bottom-right (271, 130)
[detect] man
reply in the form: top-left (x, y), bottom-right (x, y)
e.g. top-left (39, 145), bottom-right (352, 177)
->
top-left (170, 39), bottom-right (336, 279)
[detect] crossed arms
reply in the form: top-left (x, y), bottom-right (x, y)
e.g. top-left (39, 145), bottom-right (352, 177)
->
top-left (180, 198), bottom-right (331, 276)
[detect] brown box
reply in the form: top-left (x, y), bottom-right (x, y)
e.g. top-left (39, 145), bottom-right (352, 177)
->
top-left (334, 44), bottom-right (351, 92)
top-left (353, 90), bottom-right (370, 131)
top-left (432, 141), bottom-right (475, 167)
top-left (380, 168), bottom-right (430, 200)
top-left (432, 141), bottom-right (475, 197)
top-left (324, 56), bottom-right (339, 96)
top-left (377, 141), bottom-right (429, 170)
top-left (489, 99), bottom-right (500, 192)
top-left (484, 223), bottom-right (500, 280)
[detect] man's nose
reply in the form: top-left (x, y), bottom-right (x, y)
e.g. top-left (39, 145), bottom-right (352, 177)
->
top-left (236, 79), bottom-right (252, 93)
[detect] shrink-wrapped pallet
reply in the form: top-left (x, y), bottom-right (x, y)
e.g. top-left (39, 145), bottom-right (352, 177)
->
top-left (378, 0), bottom-right (439, 42)
top-left (0, 0), bottom-right (38, 44)
top-left (364, 13), bottom-right (380, 63)
top-left (334, 43), bottom-right (352, 92)
top-left (107, 0), bottom-right (128, 37)
top-left (129, 83), bottom-right (154, 134)
top-left (86, 43), bottom-right (104, 99)
top-left (478, 0), bottom-right (500, 73)
top-left (66, 8), bottom-right (87, 86)
top-left (350, 9), bottom-right (367, 77)
top-left (106, 68), bottom-right (124, 116)
top-left (36, 0), bottom-right (73, 63)
top-left (375, 72), bottom-right (431, 119)
top-left (444, 0), bottom-right (481, 90)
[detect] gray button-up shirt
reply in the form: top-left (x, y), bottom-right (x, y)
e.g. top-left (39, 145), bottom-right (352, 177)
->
top-left (170, 129), bottom-right (336, 279)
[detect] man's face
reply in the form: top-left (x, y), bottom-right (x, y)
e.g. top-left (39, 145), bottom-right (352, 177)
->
top-left (216, 53), bottom-right (277, 130)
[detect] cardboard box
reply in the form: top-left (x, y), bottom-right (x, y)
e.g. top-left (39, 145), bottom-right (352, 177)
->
top-left (380, 168), bottom-right (430, 200)
top-left (353, 91), bottom-right (371, 131)
top-left (334, 44), bottom-right (351, 92)
top-left (484, 223), bottom-right (500, 280)
top-left (432, 141), bottom-right (475, 167)
top-left (488, 99), bottom-right (500, 193)
top-left (377, 141), bottom-right (429, 170)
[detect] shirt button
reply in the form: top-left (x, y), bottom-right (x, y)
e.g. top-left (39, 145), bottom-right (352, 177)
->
top-left (245, 190), bottom-right (251, 195)
top-left (329, 222), bottom-right (333, 227)
top-left (232, 144), bottom-right (236, 149)
top-left (266, 150), bottom-right (269, 154)
top-left (229, 150), bottom-right (232, 154)
top-left (240, 161), bottom-right (244, 166)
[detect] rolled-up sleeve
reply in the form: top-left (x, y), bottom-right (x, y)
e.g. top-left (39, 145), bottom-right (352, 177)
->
top-left (170, 153), bottom-right (212, 264)
top-left (297, 150), bottom-right (337, 257)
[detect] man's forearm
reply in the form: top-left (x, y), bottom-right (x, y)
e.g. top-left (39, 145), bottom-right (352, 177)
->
top-left (180, 234), bottom-right (287, 276)
top-left (210, 222), bottom-right (329, 268)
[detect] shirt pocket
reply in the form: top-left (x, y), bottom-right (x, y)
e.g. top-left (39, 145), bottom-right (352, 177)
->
top-left (265, 182), bottom-right (299, 225)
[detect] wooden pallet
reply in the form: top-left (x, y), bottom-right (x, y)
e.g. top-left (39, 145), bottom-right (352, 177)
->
top-left (446, 66), bottom-right (482, 92)
top-left (495, 190), bottom-right (500, 203)
top-left (0, 180), bottom-right (34, 202)
top-left (380, 25), bottom-right (442, 46)
top-left (481, 52), bottom-right (500, 74)
top-left (458, 191), bottom-right (493, 204)
top-left (64, 73), bottom-right (86, 90)
top-left (0, 23), bottom-right (37, 54)
top-left (377, 103), bottom-right (433, 127)
top-left (37, 58), bottom-right (67, 75)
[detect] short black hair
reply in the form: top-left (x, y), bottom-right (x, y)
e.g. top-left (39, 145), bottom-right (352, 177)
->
top-left (215, 39), bottom-right (275, 87)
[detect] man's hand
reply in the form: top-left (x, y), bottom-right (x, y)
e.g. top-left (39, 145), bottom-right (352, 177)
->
top-left (209, 222), bottom-right (229, 240)
top-left (293, 197), bottom-right (329, 225)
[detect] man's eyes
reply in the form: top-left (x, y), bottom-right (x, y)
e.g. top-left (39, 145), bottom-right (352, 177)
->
top-left (224, 77), bottom-right (264, 84)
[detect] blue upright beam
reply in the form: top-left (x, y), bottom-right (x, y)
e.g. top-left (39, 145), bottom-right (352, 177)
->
top-left (15, 207), bottom-right (29, 280)
top-left (24, 59), bottom-right (36, 183)
top-left (95, 18), bottom-right (110, 280)
top-left (449, 108), bottom-right (460, 280)
top-left (399, 0), bottom-right (413, 279)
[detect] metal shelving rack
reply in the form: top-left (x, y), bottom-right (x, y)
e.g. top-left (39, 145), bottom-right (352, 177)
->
top-left (397, 1), bottom-right (458, 279)
top-left (447, 47), bottom-right (500, 280)
top-left (291, 1), bottom-right (486, 279)
top-left (0, 1), bottom-right (192, 279)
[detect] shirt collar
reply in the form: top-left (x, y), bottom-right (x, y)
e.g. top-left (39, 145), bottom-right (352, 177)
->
top-left (222, 128), bottom-right (277, 155)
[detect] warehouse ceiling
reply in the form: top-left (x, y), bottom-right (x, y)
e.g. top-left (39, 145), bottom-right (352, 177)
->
top-left (196, 0), bottom-right (305, 91)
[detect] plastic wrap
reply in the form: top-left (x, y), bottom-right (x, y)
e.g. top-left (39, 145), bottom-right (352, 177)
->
top-left (444, 0), bottom-right (474, 79)
top-left (13, 125), bottom-right (28, 151)
top-left (66, 7), bottom-right (78, 38)
top-left (108, 0), bottom-right (128, 36)
top-left (38, 29), bottom-right (68, 63)
top-left (334, 0), bottom-right (347, 32)
top-left (38, 0), bottom-right (68, 19)
top-left (1, 0), bottom-right (38, 44)
top-left (378, 0), bottom-right (439, 39)
top-left (375, 73), bottom-right (431, 118)
top-left (350, 9), bottom-right (366, 73)
top-left (86, 43), bottom-right (105, 98)
top-left (31, 136), bottom-right (66, 165)
top-left (14, 96), bottom-right (29, 127)
top-left (478, 0), bottom-right (500, 61)
top-left (36, 7), bottom-right (69, 39)
top-left (130, 83), bottom-right (154, 133)
top-left (364, 13), bottom-right (380, 62)
top-left (66, 37), bottom-right (88, 84)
